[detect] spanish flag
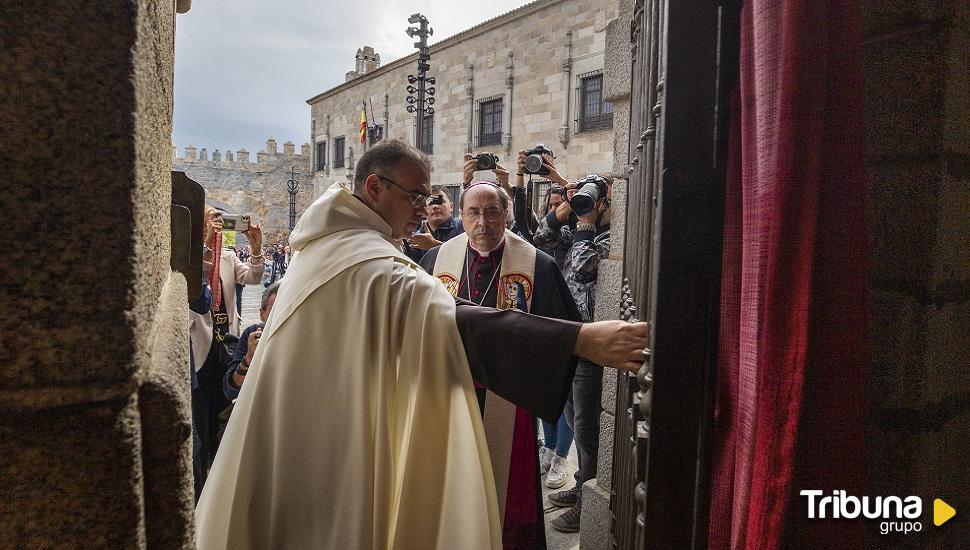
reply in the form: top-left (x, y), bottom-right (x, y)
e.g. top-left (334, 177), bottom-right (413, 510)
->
top-left (359, 107), bottom-right (367, 144)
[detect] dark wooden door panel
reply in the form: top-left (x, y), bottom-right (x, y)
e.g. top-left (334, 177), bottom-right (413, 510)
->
top-left (612, 0), bottom-right (739, 548)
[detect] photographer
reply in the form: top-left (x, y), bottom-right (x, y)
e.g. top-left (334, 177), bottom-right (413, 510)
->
top-left (189, 205), bottom-right (264, 478)
top-left (223, 281), bottom-right (280, 402)
top-left (511, 148), bottom-right (573, 268)
top-left (462, 152), bottom-right (511, 191)
top-left (404, 185), bottom-right (464, 263)
top-left (548, 173), bottom-right (614, 533)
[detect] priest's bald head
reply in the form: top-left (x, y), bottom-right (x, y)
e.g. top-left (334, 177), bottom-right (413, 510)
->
top-left (460, 182), bottom-right (509, 252)
top-left (353, 139), bottom-right (433, 239)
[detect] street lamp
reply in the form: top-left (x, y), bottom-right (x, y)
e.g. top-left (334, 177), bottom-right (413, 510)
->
top-left (284, 166), bottom-right (301, 230)
top-left (405, 13), bottom-right (435, 152)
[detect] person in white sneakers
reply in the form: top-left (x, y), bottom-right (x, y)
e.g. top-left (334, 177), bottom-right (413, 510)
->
top-left (539, 415), bottom-right (573, 489)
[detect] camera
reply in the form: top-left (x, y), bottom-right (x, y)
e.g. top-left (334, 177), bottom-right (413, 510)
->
top-left (221, 213), bottom-right (251, 232)
top-left (427, 194), bottom-right (445, 206)
top-left (523, 143), bottom-right (554, 175)
top-left (474, 153), bottom-right (499, 171)
top-left (569, 175), bottom-right (608, 217)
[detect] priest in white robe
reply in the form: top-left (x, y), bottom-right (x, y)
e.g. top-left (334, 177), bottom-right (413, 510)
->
top-left (195, 140), bottom-right (648, 550)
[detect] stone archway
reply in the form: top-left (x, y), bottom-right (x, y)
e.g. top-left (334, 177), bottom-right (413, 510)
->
top-left (1, 2), bottom-right (196, 548)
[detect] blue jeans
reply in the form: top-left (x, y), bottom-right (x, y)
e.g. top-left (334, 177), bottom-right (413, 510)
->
top-left (564, 359), bottom-right (602, 501)
top-left (235, 283), bottom-right (244, 314)
top-left (542, 414), bottom-right (574, 457)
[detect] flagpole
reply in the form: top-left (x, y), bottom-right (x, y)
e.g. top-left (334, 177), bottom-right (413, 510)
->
top-left (360, 100), bottom-right (367, 152)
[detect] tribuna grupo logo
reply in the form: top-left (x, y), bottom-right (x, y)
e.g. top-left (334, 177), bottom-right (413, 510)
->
top-left (800, 490), bottom-right (956, 535)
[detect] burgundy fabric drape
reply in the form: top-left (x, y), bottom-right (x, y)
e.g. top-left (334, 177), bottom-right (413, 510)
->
top-left (708, 1), bottom-right (869, 548)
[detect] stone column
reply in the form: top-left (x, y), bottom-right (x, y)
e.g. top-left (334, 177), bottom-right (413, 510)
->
top-left (325, 114), bottom-right (331, 176)
top-left (0, 1), bottom-right (194, 549)
top-left (383, 93), bottom-right (390, 140)
top-left (559, 31), bottom-right (573, 149)
top-left (503, 52), bottom-right (514, 154)
top-left (346, 146), bottom-right (355, 182)
top-left (864, 4), bottom-right (970, 547)
top-left (582, 3), bottom-right (634, 548)
top-left (465, 63), bottom-right (475, 154)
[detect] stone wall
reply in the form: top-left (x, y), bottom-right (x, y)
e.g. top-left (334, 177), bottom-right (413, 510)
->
top-left (0, 1), bottom-right (194, 548)
top-left (863, 1), bottom-right (970, 546)
top-left (172, 138), bottom-right (313, 242)
top-left (308, 0), bottom-right (620, 193)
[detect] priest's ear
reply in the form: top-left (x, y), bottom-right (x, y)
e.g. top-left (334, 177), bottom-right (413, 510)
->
top-left (361, 173), bottom-right (385, 204)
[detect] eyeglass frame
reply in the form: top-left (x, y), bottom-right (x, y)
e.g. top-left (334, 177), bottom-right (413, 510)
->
top-left (462, 205), bottom-right (506, 222)
top-left (460, 180), bottom-right (509, 222)
top-left (375, 175), bottom-right (432, 207)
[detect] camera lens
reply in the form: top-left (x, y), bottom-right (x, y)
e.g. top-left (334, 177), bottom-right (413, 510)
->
top-left (524, 154), bottom-right (544, 174)
top-left (476, 154), bottom-right (497, 171)
top-left (570, 181), bottom-right (601, 216)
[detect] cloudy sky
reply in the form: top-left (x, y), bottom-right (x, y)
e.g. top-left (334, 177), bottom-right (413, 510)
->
top-left (173, 0), bottom-right (531, 156)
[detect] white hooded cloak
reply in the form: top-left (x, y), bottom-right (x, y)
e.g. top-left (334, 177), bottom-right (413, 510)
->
top-left (195, 184), bottom-right (502, 549)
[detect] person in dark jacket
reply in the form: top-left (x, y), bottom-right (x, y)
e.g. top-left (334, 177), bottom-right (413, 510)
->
top-left (404, 185), bottom-right (464, 263)
top-left (223, 281), bottom-right (281, 402)
top-left (547, 173), bottom-right (614, 533)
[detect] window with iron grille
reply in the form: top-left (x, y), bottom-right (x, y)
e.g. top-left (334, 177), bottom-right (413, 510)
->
top-left (478, 98), bottom-right (503, 146)
top-left (315, 141), bottom-right (327, 171)
top-left (368, 125), bottom-right (384, 146)
top-left (420, 115), bottom-right (433, 155)
top-left (579, 73), bottom-right (613, 132)
top-left (333, 137), bottom-right (345, 168)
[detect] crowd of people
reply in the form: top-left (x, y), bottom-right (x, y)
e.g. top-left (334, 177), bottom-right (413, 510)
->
top-left (186, 210), bottom-right (294, 495)
top-left (190, 140), bottom-right (638, 550)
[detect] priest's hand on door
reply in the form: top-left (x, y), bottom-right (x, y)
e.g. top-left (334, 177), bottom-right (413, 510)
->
top-left (574, 320), bottom-right (650, 373)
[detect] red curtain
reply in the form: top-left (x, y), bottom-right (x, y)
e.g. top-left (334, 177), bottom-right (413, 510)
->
top-left (708, 1), bottom-right (869, 548)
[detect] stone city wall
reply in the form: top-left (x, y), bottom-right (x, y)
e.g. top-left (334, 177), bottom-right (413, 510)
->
top-left (172, 138), bottom-right (313, 242)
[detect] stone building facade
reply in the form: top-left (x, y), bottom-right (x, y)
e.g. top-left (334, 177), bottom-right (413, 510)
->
top-left (171, 138), bottom-right (313, 242)
top-left (307, 0), bottom-right (620, 196)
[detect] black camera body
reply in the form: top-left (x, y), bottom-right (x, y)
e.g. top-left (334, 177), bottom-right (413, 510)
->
top-left (427, 194), bottom-right (445, 206)
top-left (475, 153), bottom-right (499, 171)
top-left (524, 143), bottom-right (554, 175)
top-left (569, 175), bottom-right (609, 217)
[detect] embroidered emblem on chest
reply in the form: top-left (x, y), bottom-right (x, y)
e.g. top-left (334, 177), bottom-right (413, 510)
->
top-left (498, 273), bottom-right (534, 311)
top-left (436, 273), bottom-right (460, 296)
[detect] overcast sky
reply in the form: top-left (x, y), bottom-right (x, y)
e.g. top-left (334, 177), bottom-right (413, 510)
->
top-left (173, 0), bottom-right (531, 156)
